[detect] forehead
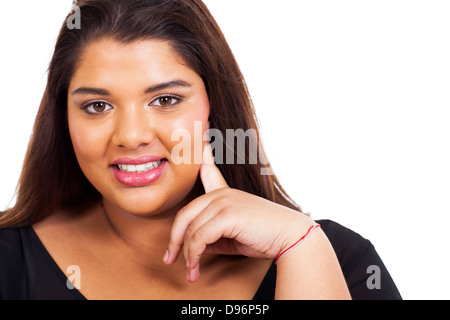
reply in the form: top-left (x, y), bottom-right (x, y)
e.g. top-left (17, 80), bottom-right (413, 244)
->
top-left (69, 38), bottom-right (198, 89)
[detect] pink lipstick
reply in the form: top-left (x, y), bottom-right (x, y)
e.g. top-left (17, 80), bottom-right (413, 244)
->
top-left (111, 156), bottom-right (167, 187)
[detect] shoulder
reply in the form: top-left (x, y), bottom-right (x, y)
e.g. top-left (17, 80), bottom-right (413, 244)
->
top-left (0, 226), bottom-right (25, 260)
top-left (0, 227), bottom-right (25, 276)
top-left (317, 219), bottom-right (402, 300)
top-left (318, 219), bottom-right (371, 259)
top-left (0, 225), bottom-right (34, 262)
top-left (0, 226), bottom-right (33, 299)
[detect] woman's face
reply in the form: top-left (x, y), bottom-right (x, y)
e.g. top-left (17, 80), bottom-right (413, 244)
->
top-left (67, 38), bottom-right (210, 216)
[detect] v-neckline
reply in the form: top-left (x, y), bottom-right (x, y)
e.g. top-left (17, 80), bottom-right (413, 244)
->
top-left (27, 225), bottom-right (276, 300)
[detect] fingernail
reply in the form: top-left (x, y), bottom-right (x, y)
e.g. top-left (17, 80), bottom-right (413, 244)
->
top-left (186, 270), bottom-right (191, 282)
top-left (189, 267), bottom-right (199, 282)
top-left (163, 250), bottom-right (170, 264)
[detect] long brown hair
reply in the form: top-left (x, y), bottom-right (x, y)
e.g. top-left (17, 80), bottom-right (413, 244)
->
top-left (0, 0), bottom-right (302, 228)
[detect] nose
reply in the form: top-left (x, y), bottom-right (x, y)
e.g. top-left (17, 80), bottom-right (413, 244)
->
top-left (112, 105), bottom-right (155, 150)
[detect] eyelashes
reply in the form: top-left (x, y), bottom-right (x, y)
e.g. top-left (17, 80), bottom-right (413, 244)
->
top-left (149, 94), bottom-right (182, 109)
top-left (81, 101), bottom-right (113, 115)
top-left (81, 94), bottom-right (183, 116)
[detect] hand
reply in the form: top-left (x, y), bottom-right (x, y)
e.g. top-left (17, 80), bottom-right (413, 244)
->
top-left (163, 142), bottom-right (315, 282)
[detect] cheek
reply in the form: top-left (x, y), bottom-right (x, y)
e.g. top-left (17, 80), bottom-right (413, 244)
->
top-left (158, 98), bottom-right (210, 183)
top-left (68, 115), bottom-right (109, 167)
top-left (159, 98), bottom-right (210, 163)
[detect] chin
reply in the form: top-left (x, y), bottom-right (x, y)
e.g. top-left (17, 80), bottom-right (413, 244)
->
top-left (105, 181), bottom-right (200, 218)
top-left (132, 200), bottom-right (182, 217)
top-left (107, 193), bottom-right (179, 217)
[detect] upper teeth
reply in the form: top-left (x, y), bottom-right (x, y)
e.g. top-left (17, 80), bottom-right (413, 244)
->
top-left (118, 160), bottom-right (162, 173)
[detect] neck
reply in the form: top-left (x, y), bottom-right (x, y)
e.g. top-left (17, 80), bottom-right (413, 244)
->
top-left (98, 180), bottom-right (204, 267)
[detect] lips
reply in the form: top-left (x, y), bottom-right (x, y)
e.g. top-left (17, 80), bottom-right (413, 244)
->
top-left (111, 156), bottom-right (167, 187)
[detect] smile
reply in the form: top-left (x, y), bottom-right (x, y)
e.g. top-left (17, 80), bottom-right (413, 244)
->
top-left (112, 156), bottom-right (167, 187)
top-left (117, 160), bottom-right (162, 173)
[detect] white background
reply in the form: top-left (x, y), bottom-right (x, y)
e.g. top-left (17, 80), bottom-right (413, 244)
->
top-left (1, 1), bottom-right (449, 299)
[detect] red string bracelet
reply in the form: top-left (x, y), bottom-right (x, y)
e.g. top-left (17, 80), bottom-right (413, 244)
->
top-left (274, 223), bottom-right (321, 264)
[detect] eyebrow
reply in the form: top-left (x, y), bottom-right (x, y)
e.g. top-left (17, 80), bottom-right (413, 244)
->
top-left (71, 80), bottom-right (192, 96)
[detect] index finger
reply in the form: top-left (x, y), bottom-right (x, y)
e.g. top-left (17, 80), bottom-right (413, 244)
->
top-left (200, 142), bottom-right (228, 193)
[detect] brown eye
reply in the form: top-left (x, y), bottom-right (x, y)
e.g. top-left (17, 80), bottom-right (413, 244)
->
top-left (83, 101), bottom-right (113, 115)
top-left (158, 97), bottom-right (173, 107)
top-left (93, 102), bottom-right (106, 112)
top-left (151, 95), bottom-right (182, 109)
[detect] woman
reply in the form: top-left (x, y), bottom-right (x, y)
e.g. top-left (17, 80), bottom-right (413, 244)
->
top-left (0, 0), bottom-right (401, 300)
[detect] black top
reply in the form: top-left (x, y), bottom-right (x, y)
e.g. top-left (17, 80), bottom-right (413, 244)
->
top-left (0, 219), bottom-right (401, 300)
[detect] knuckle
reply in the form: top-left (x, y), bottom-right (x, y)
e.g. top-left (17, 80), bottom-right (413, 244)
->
top-left (185, 226), bottom-right (195, 239)
top-left (218, 187), bottom-right (233, 197)
top-left (217, 207), bottom-right (233, 219)
top-left (168, 236), bottom-right (182, 246)
top-left (191, 229), bottom-right (204, 243)
top-left (175, 207), bottom-right (187, 220)
top-left (213, 194), bottom-right (230, 208)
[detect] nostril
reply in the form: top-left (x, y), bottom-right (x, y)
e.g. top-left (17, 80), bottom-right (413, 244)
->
top-left (112, 118), bottom-right (155, 150)
top-left (117, 141), bottom-right (151, 150)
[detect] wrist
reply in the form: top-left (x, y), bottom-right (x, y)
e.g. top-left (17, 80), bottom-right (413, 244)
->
top-left (276, 215), bottom-right (322, 264)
